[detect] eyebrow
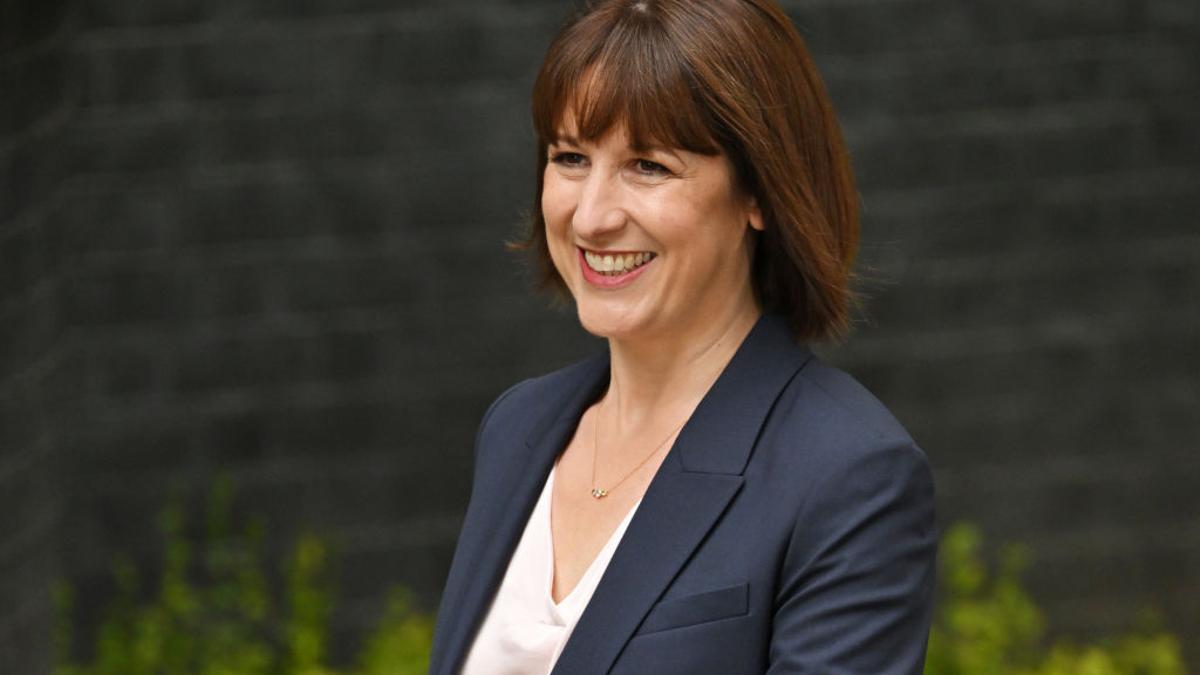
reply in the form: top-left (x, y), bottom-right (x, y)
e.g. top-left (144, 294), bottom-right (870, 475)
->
top-left (550, 132), bottom-right (674, 156)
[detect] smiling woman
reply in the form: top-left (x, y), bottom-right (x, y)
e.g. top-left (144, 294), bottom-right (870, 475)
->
top-left (541, 111), bottom-right (763, 336)
top-left (430, 2), bottom-right (937, 674)
top-left (515, 0), bottom-right (860, 344)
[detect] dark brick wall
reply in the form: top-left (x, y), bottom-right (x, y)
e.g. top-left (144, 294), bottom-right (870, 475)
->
top-left (0, 0), bottom-right (73, 673)
top-left (806, 0), bottom-right (1200, 658)
top-left (53, 1), bottom-right (589, 667)
top-left (2, 0), bottom-right (1198, 671)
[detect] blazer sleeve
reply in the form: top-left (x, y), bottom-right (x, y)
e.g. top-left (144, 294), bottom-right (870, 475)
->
top-left (767, 437), bottom-right (938, 674)
top-left (472, 378), bottom-right (531, 465)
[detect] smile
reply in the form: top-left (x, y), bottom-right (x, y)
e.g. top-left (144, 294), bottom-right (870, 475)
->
top-left (577, 247), bottom-right (657, 288)
top-left (583, 249), bottom-right (656, 274)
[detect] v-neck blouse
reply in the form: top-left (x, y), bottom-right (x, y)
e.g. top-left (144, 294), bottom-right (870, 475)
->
top-left (460, 463), bottom-right (643, 675)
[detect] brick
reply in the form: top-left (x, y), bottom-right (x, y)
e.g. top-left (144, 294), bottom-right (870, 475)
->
top-left (0, 549), bottom-right (56, 675)
top-left (0, 0), bottom-right (68, 53)
top-left (171, 86), bottom-right (527, 166)
top-left (77, 11), bottom-right (557, 106)
top-left (0, 222), bottom-right (42, 302)
top-left (196, 408), bottom-right (270, 464)
top-left (177, 175), bottom-right (395, 245)
top-left (0, 391), bottom-right (35, 452)
top-left (1148, 0), bottom-right (1200, 33)
top-left (865, 246), bottom-right (1200, 332)
top-left (374, 296), bottom-right (596, 380)
top-left (77, 42), bottom-right (188, 108)
top-left (0, 446), bottom-right (55, 565)
top-left (248, 385), bottom-right (499, 462)
top-left (1021, 526), bottom-right (1200, 602)
top-left (1149, 92), bottom-right (1200, 165)
top-left (362, 14), bottom-right (554, 87)
top-left (0, 129), bottom-right (65, 226)
top-left (80, 0), bottom-right (206, 29)
top-left (848, 103), bottom-right (1161, 190)
top-left (182, 36), bottom-right (368, 101)
top-left (58, 488), bottom-right (181, 581)
top-left (861, 168), bottom-right (1200, 259)
top-left (208, 0), bottom-right (407, 22)
top-left (66, 419), bottom-right (196, 478)
top-left (176, 35), bottom-right (365, 102)
top-left (276, 256), bottom-right (423, 312)
top-left (224, 456), bottom-right (472, 538)
top-left (825, 36), bottom-right (1200, 117)
top-left (62, 258), bottom-right (184, 326)
top-left (169, 326), bottom-right (384, 394)
top-left (187, 260), bottom-right (278, 318)
top-left (397, 152), bottom-right (534, 229)
top-left (171, 333), bottom-right (316, 392)
top-left (0, 144), bottom-right (34, 226)
top-left (837, 329), bottom-right (1200, 468)
top-left (78, 334), bottom-right (168, 401)
top-left (944, 462), bottom-right (1200, 538)
top-left (911, 373), bottom-right (1200, 469)
top-left (65, 113), bottom-right (195, 174)
top-left (0, 48), bottom-right (68, 138)
top-left (0, 291), bottom-right (59, 378)
top-left (80, 0), bottom-right (425, 28)
top-left (786, 0), bottom-right (1155, 55)
top-left (54, 187), bottom-right (179, 253)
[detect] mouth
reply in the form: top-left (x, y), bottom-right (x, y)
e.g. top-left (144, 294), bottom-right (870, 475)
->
top-left (581, 248), bottom-right (657, 275)
top-left (577, 247), bottom-right (657, 288)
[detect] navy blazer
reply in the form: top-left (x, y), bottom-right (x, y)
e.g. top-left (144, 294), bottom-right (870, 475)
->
top-left (429, 312), bottom-right (937, 674)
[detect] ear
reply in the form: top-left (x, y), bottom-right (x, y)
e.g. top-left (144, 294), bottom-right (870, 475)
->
top-left (746, 194), bottom-right (765, 232)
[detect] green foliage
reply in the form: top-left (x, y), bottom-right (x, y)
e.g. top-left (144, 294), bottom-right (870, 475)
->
top-left (54, 479), bottom-right (1187, 675)
top-left (351, 587), bottom-right (435, 675)
top-left (53, 474), bottom-right (433, 675)
top-left (925, 522), bottom-right (1188, 675)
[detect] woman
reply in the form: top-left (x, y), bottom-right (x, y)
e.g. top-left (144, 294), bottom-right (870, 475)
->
top-left (430, 1), bottom-right (937, 673)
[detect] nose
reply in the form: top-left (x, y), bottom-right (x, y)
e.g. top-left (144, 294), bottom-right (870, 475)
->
top-left (571, 168), bottom-right (627, 240)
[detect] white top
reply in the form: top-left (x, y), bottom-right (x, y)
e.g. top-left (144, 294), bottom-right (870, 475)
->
top-left (461, 463), bottom-right (643, 675)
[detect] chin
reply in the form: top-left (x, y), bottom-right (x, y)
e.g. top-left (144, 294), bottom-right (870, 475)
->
top-left (575, 302), bottom-right (650, 341)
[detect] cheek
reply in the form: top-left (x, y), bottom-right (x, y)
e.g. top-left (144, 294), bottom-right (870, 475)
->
top-left (541, 179), bottom-right (574, 270)
top-left (662, 200), bottom-right (746, 270)
top-left (541, 174), bottom-right (571, 231)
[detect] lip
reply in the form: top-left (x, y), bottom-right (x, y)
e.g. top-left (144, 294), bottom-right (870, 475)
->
top-left (578, 247), bottom-right (655, 289)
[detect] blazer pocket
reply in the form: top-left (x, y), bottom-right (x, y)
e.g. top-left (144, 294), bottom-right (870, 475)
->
top-left (636, 582), bottom-right (749, 635)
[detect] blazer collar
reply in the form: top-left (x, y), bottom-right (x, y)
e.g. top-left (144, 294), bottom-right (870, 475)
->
top-left (440, 311), bottom-right (812, 675)
top-left (550, 311), bottom-right (811, 674)
top-left (526, 310), bottom-right (812, 475)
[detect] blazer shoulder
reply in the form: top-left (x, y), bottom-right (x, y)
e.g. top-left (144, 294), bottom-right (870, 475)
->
top-left (476, 351), bottom-right (606, 448)
top-left (789, 354), bottom-right (916, 449)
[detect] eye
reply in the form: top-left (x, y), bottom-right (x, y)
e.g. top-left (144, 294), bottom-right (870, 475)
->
top-left (550, 151), bottom-right (587, 168)
top-left (634, 159), bottom-right (671, 177)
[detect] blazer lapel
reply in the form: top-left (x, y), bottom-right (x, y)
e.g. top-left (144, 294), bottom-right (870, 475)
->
top-left (550, 312), bottom-right (812, 674)
top-left (437, 351), bottom-right (610, 675)
top-left (438, 312), bottom-right (811, 675)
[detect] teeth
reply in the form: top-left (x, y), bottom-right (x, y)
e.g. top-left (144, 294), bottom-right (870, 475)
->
top-left (584, 250), bottom-right (655, 275)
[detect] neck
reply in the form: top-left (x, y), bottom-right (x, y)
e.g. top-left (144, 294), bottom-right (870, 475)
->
top-left (602, 298), bottom-right (762, 437)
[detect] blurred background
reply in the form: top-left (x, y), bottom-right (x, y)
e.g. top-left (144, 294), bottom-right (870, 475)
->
top-left (1, 0), bottom-right (1198, 672)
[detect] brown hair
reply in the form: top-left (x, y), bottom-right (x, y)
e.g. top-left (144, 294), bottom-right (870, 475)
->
top-left (507, 0), bottom-right (860, 342)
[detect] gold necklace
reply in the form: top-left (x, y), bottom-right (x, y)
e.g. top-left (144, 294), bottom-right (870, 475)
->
top-left (590, 396), bottom-right (686, 499)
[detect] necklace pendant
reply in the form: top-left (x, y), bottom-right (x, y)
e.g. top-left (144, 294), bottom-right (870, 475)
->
top-left (591, 487), bottom-right (608, 499)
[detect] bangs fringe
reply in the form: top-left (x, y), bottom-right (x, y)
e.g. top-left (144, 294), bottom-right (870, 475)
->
top-left (532, 9), bottom-right (723, 156)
